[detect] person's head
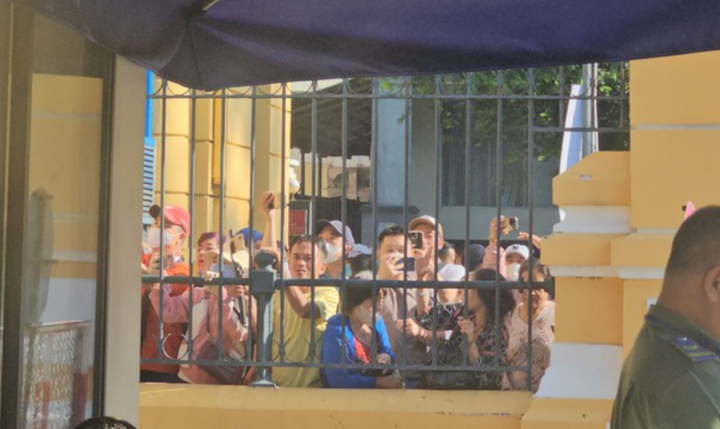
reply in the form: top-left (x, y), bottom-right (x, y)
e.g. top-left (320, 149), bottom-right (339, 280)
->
top-left (660, 206), bottom-right (720, 337)
top-left (350, 254), bottom-right (373, 277)
top-left (196, 232), bottom-right (221, 274)
top-left (377, 224), bottom-right (410, 260)
top-left (317, 220), bottom-right (356, 264)
top-left (148, 204), bottom-right (190, 257)
top-left (342, 274), bottom-right (382, 325)
top-left (439, 243), bottom-right (456, 265)
top-left (467, 269), bottom-right (516, 325)
top-left (288, 235), bottom-right (328, 279)
top-left (237, 228), bottom-right (263, 252)
top-left (409, 215), bottom-right (445, 254)
top-left (505, 244), bottom-right (529, 265)
top-left (519, 259), bottom-right (551, 312)
top-left (464, 244), bottom-right (486, 272)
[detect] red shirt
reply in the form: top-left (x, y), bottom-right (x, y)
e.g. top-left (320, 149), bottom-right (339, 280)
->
top-left (140, 261), bottom-right (190, 374)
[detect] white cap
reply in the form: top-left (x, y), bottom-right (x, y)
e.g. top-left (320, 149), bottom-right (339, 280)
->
top-left (438, 264), bottom-right (466, 282)
top-left (409, 215), bottom-right (444, 236)
top-left (505, 244), bottom-right (529, 260)
top-left (348, 244), bottom-right (372, 259)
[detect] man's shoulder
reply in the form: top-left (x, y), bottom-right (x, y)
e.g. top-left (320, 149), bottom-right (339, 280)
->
top-left (625, 324), bottom-right (720, 399)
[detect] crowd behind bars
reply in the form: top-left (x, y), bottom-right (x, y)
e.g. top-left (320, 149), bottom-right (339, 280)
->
top-left (140, 192), bottom-right (555, 391)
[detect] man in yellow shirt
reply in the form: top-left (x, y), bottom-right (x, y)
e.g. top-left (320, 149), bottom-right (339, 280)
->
top-left (272, 235), bottom-right (339, 387)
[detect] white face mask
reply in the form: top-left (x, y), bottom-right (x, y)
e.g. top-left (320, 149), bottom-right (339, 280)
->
top-left (148, 227), bottom-right (179, 248)
top-left (324, 242), bottom-right (343, 264)
top-left (506, 263), bottom-right (521, 282)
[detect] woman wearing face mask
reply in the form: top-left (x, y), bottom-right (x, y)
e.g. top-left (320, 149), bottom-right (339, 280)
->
top-left (504, 259), bottom-right (555, 392)
top-left (321, 271), bottom-right (402, 389)
top-left (141, 205), bottom-right (191, 383)
top-left (150, 244), bottom-right (252, 385)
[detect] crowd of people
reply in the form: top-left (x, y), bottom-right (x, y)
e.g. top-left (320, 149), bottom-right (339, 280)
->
top-left (140, 192), bottom-right (556, 392)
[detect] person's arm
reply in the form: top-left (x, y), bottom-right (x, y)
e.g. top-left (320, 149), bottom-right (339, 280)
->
top-left (260, 192), bottom-right (277, 250)
top-left (206, 290), bottom-right (249, 355)
top-left (285, 286), bottom-right (339, 321)
top-left (377, 318), bottom-right (396, 363)
top-left (321, 323), bottom-right (377, 388)
top-left (149, 285), bottom-right (205, 324)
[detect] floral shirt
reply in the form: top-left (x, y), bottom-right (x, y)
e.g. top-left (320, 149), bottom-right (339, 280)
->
top-left (421, 318), bottom-right (509, 390)
top-left (505, 300), bottom-right (555, 392)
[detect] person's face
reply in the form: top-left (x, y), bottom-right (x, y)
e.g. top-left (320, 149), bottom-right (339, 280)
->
top-left (196, 237), bottom-right (219, 273)
top-left (150, 220), bottom-right (185, 256)
top-left (289, 241), bottom-right (326, 279)
top-left (506, 253), bottom-right (526, 265)
top-left (415, 224), bottom-right (444, 254)
top-left (319, 226), bottom-right (351, 257)
top-left (445, 248), bottom-right (456, 264)
top-left (520, 270), bottom-right (549, 311)
top-left (466, 289), bottom-right (486, 313)
top-left (377, 234), bottom-right (411, 260)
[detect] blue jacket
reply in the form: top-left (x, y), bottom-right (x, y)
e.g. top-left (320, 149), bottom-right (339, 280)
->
top-left (321, 314), bottom-right (395, 388)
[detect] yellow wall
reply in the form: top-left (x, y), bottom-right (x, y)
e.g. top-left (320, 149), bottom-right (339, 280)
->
top-left (30, 74), bottom-right (103, 280)
top-left (140, 384), bottom-right (531, 429)
top-left (153, 82), bottom-right (291, 250)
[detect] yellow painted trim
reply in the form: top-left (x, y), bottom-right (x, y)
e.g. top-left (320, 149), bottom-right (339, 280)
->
top-left (555, 277), bottom-right (623, 345)
top-left (542, 234), bottom-right (621, 267)
top-left (552, 152), bottom-right (630, 207)
top-left (622, 280), bottom-right (662, 357)
top-left (611, 234), bottom-right (672, 268)
top-left (140, 384), bottom-right (531, 429)
top-left (522, 398), bottom-right (613, 429)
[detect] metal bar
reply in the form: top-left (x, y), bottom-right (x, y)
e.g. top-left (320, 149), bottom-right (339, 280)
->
top-left (340, 78), bottom-right (349, 361)
top-left (527, 68), bottom-right (536, 391)
top-left (217, 90), bottom-right (227, 360)
top-left (247, 87), bottom-right (258, 365)
top-left (401, 76), bottom-right (412, 366)
top-left (186, 89), bottom-right (197, 361)
top-left (156, 79), bottom-right (168, 359)
top-left (431, 75), bottom-right (442, 366)
top-left (140, 358), bottom-right (529, 372)
top-left (149, 92), bottom-right (627, 102)
top-left (370, 78), bottom-right (380, 361)
top-left (142, 276), bottom-right (550, 290)
top-left (493, 71), bottom-right (504, 368)
top-left (309, 81), bottom-right (318, 362)
top-left (278, 84), bottom-right (287, 363)
top-left (462, 72), bottom-right (473, 365)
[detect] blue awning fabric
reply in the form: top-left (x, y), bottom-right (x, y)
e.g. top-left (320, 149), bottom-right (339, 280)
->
top-left (14, 0), bottom-right (720, 90)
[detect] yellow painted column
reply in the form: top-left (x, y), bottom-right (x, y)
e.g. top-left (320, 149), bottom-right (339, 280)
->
top-left (525, 52), bottom-right (720, 428)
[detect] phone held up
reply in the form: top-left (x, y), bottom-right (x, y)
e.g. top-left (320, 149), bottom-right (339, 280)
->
top-left (408, 231), bottom-right (424, 249)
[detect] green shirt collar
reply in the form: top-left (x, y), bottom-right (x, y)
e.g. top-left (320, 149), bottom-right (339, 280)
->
top-left (648, 304), bottom-right (720, 353)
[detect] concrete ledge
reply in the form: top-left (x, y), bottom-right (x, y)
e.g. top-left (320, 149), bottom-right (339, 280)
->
top-left (140, 384), bottom-right (532, 429)
top-left (611, 233), bottom-right (673, 268)
top-left (553, 152), bottom-right (630, 207)
top-left (536, 343), bottom-right (622, 400)
top-left (522, 398), bottom-right (613, 429)
top-left (543, 234), bottom-right (622, 267)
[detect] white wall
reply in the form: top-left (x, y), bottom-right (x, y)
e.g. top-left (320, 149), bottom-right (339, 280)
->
top-left (105, 57), bottom-right (145, 425)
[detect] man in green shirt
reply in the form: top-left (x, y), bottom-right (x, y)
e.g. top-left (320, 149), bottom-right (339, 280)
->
top-left (612, 206), bottom-right (720, 428)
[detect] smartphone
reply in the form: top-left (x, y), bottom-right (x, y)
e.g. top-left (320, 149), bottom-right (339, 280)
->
top-left (508, 217), bottom-right (519, 231)
top-left (408, 231), bottom-right (424, 249)
top-left (395, 257), bottom-right (415, 272)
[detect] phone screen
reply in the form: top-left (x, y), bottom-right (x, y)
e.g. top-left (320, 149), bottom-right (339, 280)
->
top-left (408, 231), bottom-right (424, 249)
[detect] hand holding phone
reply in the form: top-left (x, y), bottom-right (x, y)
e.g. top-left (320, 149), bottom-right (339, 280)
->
top-left (408, 231), bottom-right (424, 250)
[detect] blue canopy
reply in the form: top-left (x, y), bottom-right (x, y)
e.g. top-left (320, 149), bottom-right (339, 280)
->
top-left (15, 0), bottom-right (720, 90)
